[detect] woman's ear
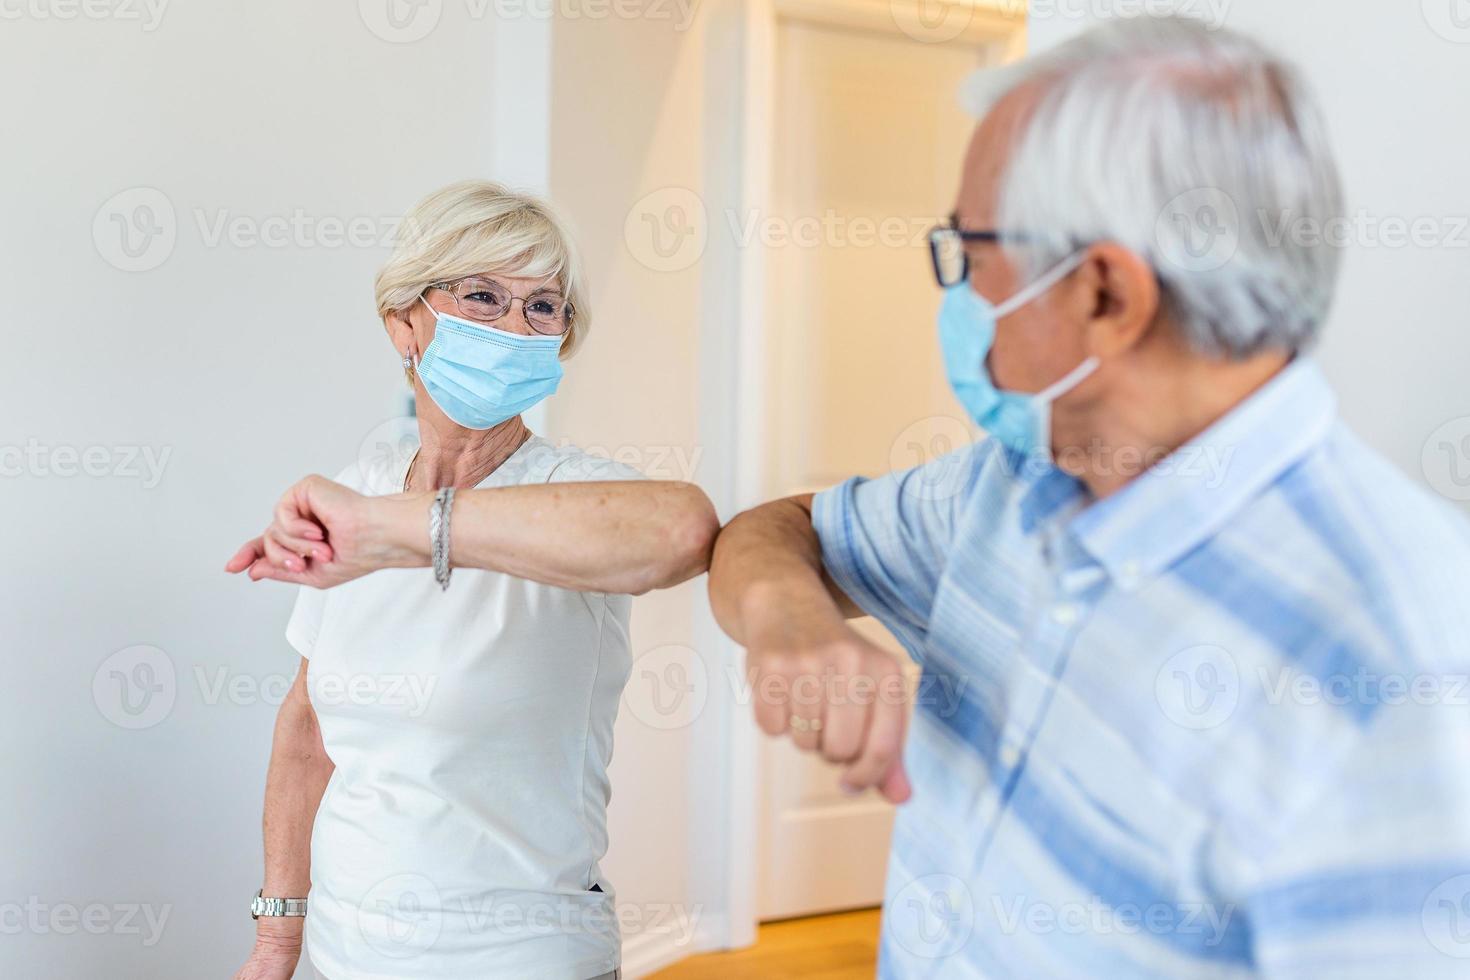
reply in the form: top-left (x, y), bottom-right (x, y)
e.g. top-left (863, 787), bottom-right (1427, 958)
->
top-left (1077, 242), bottom-right (1161, 359)
top-left (384, 307), bottom-right (422, 389)
top-left (383, 305), bottom-right (418, 357)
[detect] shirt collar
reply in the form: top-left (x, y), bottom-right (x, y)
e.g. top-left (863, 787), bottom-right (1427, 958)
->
top-left (1066, 357), bottom-right (1338, 583)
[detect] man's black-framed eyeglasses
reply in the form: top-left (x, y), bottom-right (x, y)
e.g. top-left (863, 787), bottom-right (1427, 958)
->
top-left (927, 217), bottom-right (1030, 289)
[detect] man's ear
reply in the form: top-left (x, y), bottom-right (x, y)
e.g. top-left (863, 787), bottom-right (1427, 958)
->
top-left (1075, 242), bottom-right (1160, 359)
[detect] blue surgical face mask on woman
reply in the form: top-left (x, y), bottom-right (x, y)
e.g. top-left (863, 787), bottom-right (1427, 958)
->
top-left (412, 297), bottom-right (565, 430)
top-left (937, 250), bottom-right (1096, 461)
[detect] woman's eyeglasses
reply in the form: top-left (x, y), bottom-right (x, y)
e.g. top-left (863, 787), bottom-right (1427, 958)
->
top-left (427, 276), bottom-right (574, 336)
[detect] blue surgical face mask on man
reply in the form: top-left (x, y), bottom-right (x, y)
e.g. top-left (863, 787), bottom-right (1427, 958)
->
top-left (412, 297), bottom-right (564, 430)
top-left (937, 250), bottom-right (1096, 460)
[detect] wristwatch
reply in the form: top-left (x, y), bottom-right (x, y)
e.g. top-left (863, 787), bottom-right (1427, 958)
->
top-left (250, 889), bottom-right (308, 919)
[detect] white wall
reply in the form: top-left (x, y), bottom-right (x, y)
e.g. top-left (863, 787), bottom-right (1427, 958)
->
top-left (1028, 1), bottom-right (1470, 512)
top-left (0, 3), bottom-right (549, 976)
top-left (548, 0), bottom-right (757, 970)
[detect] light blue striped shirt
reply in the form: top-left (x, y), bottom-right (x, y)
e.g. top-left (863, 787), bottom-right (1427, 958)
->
top-left (812, 359), bottom-right (1470, 979)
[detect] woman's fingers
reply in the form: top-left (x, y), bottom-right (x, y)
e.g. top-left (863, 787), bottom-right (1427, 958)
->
top-left (247, 558), bottom-right (312, 586)
top-left (271, 499), bottom-right (332, 561)
top-left (225, 538), bottom-right (266, 574)
top-left (268, 524), bottom-right (332, 564)
top-left (262, 531), bottom-right (308, 572)
top-left (284, 516), bottom-right (330, 554)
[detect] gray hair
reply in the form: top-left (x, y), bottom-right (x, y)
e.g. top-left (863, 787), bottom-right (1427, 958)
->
top-left (964, 15), bottom-right (1345, 359)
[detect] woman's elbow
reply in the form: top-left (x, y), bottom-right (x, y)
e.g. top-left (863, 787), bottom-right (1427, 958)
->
top-left (639, 484), bottom-right (720, 593)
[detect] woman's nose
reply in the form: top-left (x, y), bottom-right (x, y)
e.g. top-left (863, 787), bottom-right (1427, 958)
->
top-left (502, 299), bottom-right (536, 335)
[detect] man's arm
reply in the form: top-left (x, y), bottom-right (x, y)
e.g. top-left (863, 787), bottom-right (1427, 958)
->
top-left (707, 494), bottom-right (863, 637)
top-left (233, 660), bottom-right (333, 980)
top-left (708, 494), bottom-right (911, 803)
top-left (225, 476), bottom-right (720, 596)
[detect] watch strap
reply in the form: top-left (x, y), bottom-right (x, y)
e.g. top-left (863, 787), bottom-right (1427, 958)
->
top-left (251, 889), bottom-right (308, 919)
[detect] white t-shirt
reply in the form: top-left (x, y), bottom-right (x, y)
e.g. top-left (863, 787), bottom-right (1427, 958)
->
top-left (286, 435), bottom-right (644, 980)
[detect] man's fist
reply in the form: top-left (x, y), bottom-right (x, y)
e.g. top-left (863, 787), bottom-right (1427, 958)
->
top-left (745, 619), bottom-right (912, 803)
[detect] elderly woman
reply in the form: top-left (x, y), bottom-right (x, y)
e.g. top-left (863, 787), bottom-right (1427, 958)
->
top-left (225, 181), bottom-right (717, 980)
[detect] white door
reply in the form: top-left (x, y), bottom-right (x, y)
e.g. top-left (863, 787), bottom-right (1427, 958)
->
top-left (756, 9), bottom-right (1017, 921)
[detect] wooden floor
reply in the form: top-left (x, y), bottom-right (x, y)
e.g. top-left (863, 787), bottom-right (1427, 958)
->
top-left (648, 908), bottom-right (882, 980)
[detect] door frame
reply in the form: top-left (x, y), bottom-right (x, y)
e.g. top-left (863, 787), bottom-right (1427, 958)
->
top-left (697, 0), bottom-right (1027, 954)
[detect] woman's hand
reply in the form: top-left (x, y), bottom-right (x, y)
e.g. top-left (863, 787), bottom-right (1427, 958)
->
top-left (231, 928), bottom-right (302, 980)
top-left (225, 475), bottom-right (422, 589)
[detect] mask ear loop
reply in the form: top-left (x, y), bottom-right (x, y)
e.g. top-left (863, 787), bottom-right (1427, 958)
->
top-left (991, 248), bottom-right (1099, 404)
top-left (992, 249), bottom-right (1089, 319)
top-left (400, 295), bottom-right (439, 381)
top-left (1035, 354), bottom-right (1100, 404)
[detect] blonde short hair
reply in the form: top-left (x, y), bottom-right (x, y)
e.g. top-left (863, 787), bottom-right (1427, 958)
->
top-left (374, 180), bottom-right (590, 357)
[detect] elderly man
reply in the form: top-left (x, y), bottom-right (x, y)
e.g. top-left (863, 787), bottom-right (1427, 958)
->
top-left (709, 14), bottom-right (1470, 979)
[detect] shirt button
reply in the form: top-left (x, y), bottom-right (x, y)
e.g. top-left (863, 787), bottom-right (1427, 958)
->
top-left (1051, 602), bottom-right (1079, 626)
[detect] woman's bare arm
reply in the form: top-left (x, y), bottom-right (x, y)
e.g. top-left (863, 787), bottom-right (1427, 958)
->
top-left (226, 476), bottom-right (720, 596)
top-left (233, 660), bottom-right (333, 979)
